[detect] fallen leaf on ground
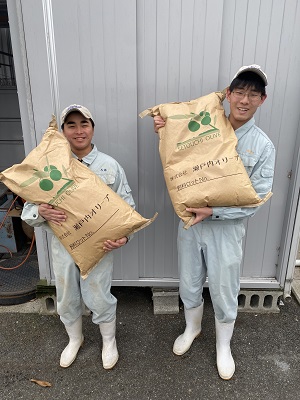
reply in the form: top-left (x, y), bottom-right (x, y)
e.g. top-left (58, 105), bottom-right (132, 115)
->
top-left (30, 379), bottom-right (52, 387)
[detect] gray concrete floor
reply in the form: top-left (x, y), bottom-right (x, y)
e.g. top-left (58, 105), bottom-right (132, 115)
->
top-left (0, 241), bottom-right (300, 399)
top-left (0, 287), bottom-right (300, 400)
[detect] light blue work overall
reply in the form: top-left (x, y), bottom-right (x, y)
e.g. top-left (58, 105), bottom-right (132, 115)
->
top-left (178, 117), bottom-right (275, 323)
top-left (22, 145), bottom-right (135, 326)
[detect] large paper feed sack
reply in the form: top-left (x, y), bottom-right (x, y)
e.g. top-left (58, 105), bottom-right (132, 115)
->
top-left (140, 91), bottom-right (272, 228)
top-left (0, 116), bottom-right (157, 278)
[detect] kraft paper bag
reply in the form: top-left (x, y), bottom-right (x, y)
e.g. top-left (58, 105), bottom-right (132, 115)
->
top-left (0, 116), bottom-right (157, 278)
top-left (140, 91), bottom-right (272, 229)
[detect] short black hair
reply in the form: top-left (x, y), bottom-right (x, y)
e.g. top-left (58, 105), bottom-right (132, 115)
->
top-left (229, 71), bottom-right (266, 96)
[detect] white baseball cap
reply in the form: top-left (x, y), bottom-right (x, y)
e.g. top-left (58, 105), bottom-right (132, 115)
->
top-left (60, 104), bottom-right (94, 126)
top-left (232, 64), bottom-right (268, 86)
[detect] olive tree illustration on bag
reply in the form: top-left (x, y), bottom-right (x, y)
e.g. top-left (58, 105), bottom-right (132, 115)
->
top-left (20, 158), bottom-right (74, 197)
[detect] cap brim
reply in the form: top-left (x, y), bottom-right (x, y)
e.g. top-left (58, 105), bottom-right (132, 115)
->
top-left (61, 108), bottom-right (93, 126)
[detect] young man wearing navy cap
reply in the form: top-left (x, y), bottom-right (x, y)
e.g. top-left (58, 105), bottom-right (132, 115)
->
top-left (154, 65), bottom-right (275, 380)
top-left (22, 104), bottom-right (135, 370)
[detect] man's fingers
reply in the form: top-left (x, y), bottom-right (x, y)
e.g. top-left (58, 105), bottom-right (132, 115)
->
top-left (186, 208), bottom-right (199, 215)
top-left (103, 238), bottom-right (127, 252)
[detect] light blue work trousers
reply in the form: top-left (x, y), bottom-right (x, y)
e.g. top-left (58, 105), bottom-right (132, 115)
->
top-left (52, 235), bottom-right (117, 326)
top-left (177, 219), bottom-right (245, 323)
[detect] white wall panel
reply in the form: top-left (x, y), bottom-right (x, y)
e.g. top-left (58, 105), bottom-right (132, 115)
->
top-left (137, 0), bottom-right (224, 281)
top-left (9, 0), bottom-right (139, 283)
top-left (137, 0), bottom-right (300, 284)
top-left (7, 0), bottom-right (300, 288)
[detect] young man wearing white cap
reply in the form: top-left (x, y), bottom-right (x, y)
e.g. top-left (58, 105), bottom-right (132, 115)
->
top-left (154, 65), bottom-right (275, 380)
top-left (22, 104), bottom-right (135, 370)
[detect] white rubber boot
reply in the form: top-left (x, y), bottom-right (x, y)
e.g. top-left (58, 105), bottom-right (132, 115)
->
top-left (215, 317), bottom-right (235, 380)
top-left (60, 317), bottom-right (84, 368)
top-left (99, 318), bottom-right (119, 369)
top-left (173, 302), bottom-right (204, 355)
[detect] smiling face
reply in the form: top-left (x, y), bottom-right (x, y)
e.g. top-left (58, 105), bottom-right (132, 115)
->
top-left (226, 86), bottom-right (267, 130)
top-left (226, 70), bottom-right (267, 131)
top-left (62, 111), bottom-right (94, 158)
